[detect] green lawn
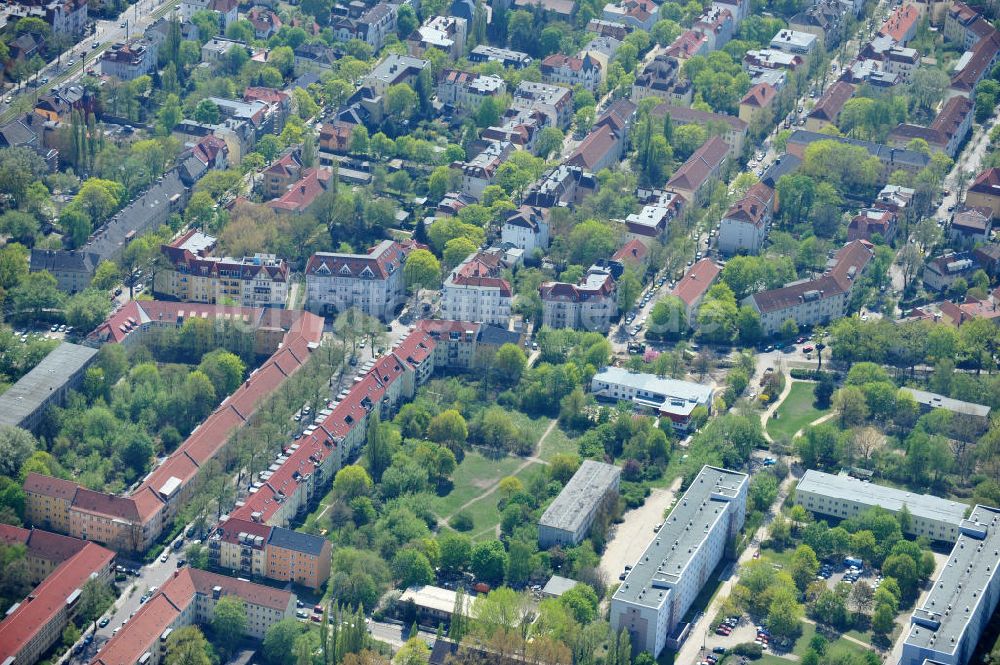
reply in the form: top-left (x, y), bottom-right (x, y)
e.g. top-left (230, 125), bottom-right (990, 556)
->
top-left (766, 382), bottom-right (831, 441)
top-left (430, 450), bottom-right (527, 519)
top-left (537, 425), bottom-right (577, 461)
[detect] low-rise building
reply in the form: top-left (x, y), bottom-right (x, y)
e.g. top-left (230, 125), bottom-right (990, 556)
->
top-left (923, 251), bottom-right (980, 291)
top-left (440, 251), bottom-right (513, 327)
top-left (0, 342), bottom-right (98, 432)
top-left (738, 82), bottom-right (777, 127)
top-left (398, 585), bottom-right (468, 625)
top-left (949, 207), bottom-right (992, 247)
top-left (887, 95), bottom-right (974, 158)
top-left (610, 466), bottom-right (748, 657)
top-left (900, 387), bottom-right (991, 429)
top-left (523, 165), bottom-right (598, 208)
top-left (670, 258), bottom-right (722, 327)
top-left (452, 140), bottom-right (513, 199)
top-left (436, 70), bottom-right (506, 111)
top-left (540, 266), bottom-right (618, 332)
top-left (154, 230), bottom-right (289, 307)
top-left (848, 207), bottom-right (897, 243)
top-left (744, 48), bottom-right (805, 72)
top-left (966, 167), bottom-right (1000, 218)
top-left (408, 15), bottom-right (467, 58)
top-left (718, 182), bottom-right (774, 255)
top-left (880, 3), bottom-right (921, 43)
top-left (693, 6), bottom-right (735, 51)
top-left (795, 469), bottom-right (969, 542)
top-left (468, 45), bottom-right (532, 68)
top-left (266, 167), bottom-right (332, 214)
top-left (305, 240), bottom-right (415, 320)
top-left (612, 239), bottom-right (650, 271)
top-left (789, 0), bottom-right (843, 47)
top-left (744, 240), bottom-right (874, 334)
top-left (501, 205), bottom-right (550, 254)
top-left (99, 39), bottom-right (158, 80)
top-left (511, 80), bottom-right (574, 130)
top-left (665, 136), bottom-right (729, 206)
top-left (540, 53), bottom-right (603, 92)
top-left (247, 7), bottom-right (282, 39)
top-left (590, 366), bottom-right (714, 430)
top-left (539, 460), bottom-right (621, 548)
top-left (602, 0), bottom-right (657, 31)
top-left (631, 55), bottom-right (693, 105)
top-left (665, 30), bottom-right (710, 60)
top-left (364, 53), bottom-right (430, 96)
top-left (770, 29), bottom-right (818, 59)
top-left (332, 2), bottom-right (396, 50)
top-left (901, 505), bottom-right (1000, 665)
top-left (29, 249), bottom-right (100, 293)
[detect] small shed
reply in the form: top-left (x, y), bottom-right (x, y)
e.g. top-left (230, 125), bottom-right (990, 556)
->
top-left (541, 575), bottom-right (580, 599)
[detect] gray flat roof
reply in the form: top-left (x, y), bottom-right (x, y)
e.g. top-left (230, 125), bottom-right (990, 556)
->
top-left (0, 342), bottom-right (97, 428)
top-left (904, 505), bottom-right (1000, 655)
top-left (539, 460), bottom-right (621, 533)
top-left (593, 367), bottom-right (714, 404)
top-left (542, 575), bottom-right (580, 597)
top-left (901, 388), bottom-right (991, 418)
top-left (614, 466), bottom-right (748, 609)
top-left (797, 470), bottom-right (968, 524)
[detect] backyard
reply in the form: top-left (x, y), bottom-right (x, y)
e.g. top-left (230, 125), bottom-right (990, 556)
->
top-left (766, 382), bottom-right (831, 441)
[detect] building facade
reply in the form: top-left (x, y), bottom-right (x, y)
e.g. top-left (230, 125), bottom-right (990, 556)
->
top-left (540, 266), bottom-right (618, 332)
top-left (440, 251), bottom-right (513, 327)
top-left (305, 240), bottom-right (414, 320)
top-left (539, 460), bottom-right (622, 548)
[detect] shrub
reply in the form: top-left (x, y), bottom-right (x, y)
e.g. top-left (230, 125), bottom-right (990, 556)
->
top-left (731, 643), bottom-right (764, 659)
top-left (449, 512), bottom-right (473, 531)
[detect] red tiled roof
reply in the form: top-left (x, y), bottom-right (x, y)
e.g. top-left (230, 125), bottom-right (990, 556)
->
top-left (267, 167), bottom-right (331, 212)
top-left (565, 124), bottom-right (620, 171)
top-left (0, 523), bottom-right (30, 546)
top-left (724, 182), bottom-right (774, 227)
top-left (951, 31), bottom-right (1000, 91)
top-left (305, 240), bottom-right (412, 281)
top-left (879, 4), bottom-right (919, 42)
top-left (808, 81), bottom-right (855, 122)
top-left (667, 136), bottom-right (729, 192)
top-left (751, 240), bottom-right (873, 313)
top-left (26, 528), bottom-right (89, 563)
top-left (0, 543), bottom-right (114, 664)
top-left (672, 258), bottom-right (721, 306)
top-left (741, 82), bottom-right (776, 108)
top-left (612, 239), bottom-right (649, 265)
top-left (23, 472), bottom-right (79, 502)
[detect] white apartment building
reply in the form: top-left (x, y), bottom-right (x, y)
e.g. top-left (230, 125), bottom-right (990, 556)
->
top-left (901, 506), bottom-right (1000, 665)
top-left (409, 15), bottom-right (467, 58)
top-left (451, 141), bottom-right (513, 199)
top-left (540, 266), bottom-right (617, 332)
top-left (611, 466), bottom-right (748, 657)
top-left (436, 70), bottom-right (506, 110)
top-left (304, 240), bottom-right (414, 320)
top-left (718, 182), bottom-right (773, 255)
top-left (795, 470), bottom-right (969, 542)
top-left (501, 206), bottom-right (550, 254)
top-left (540, 53), bottom-right (603, 92)
top-left (440, 251), bottom-right (513, 326)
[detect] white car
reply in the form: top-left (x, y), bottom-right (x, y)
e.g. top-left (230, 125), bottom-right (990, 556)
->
top-left (160, 552), bottom-right (169, 563)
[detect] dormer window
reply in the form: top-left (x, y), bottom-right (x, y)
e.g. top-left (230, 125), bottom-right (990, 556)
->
top-left (339, 264), bottom-right (352, 275)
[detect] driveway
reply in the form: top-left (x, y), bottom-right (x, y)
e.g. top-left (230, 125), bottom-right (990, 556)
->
top-left (600, 478), bottom-right (682, 583)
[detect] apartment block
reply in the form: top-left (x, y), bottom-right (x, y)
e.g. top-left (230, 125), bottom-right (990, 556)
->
top-left (305, 240), bottom-right (415, 320)
top-left (539, 461), bottom-right (622, 548)
top-left (440, 250), bottom-right (513, 327)
top-left (208, 517), bottom-right (332, 590)
top-left (540, 266), bottom-right (618, 332)
top-left (611, 466), bottom-right (748, 657)
top-left (795, 470), bottom-right (968, 542)
top-left (718, 182), bottom-right (774, 255)
top-left (0, 342), bottom-right (97, 432)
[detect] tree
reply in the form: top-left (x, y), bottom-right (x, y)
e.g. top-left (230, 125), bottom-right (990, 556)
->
top-left (766, 585), bottom-right (804, 640)
top-left (263, 619), bottom-right (305, 665)
top-left (872, 602), bottom-right (895, 635)
top-left (833, 386), bottom-right (869, 427)
top-left (443, 237), bottom-right (477, 269)
top-left (404, 249), bottom-right (441, 295)
top-left (0, 148), bottom-right (46, 208)
top-left (165, 626), bottom-right (214, 665)
top-left (471, 586), bottom-right (530, 637)
top-left (394, 637), bottom-right (431, 665)
top-left (559, 584), bottom-right (599, 623)
top-left (393, 549), bottom-right (434, 588)
top-left (212, 596), bottom-right (247, 655)
top-left (366, 410), bottom-right (392, 482)
top-left (535, 127), bottom-right (565, 160)
top-left (198, 350), bottom-right (246, 397)
top-left (427, 410), bottom-right (468, 451)
top-left (491, 344), bottom-right (527, 388)
top-left (9, 271), bottom-right (64, 324)
top-left (396, 3), bottom-right (418, 37)
top-left (334, 465), bottom-right (373, 499)
top-left (439, 532), bottom-right (472, 574)
top-left (790, 544), bottom-right (820, 591)
top-left (64, 288), bottom-right (111, 334)
top-left (386, 83), bottom-right (419, 122)
top-left (470, 540), bottom-right (507, 586)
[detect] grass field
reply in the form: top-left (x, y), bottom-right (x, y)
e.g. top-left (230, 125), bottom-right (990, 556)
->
top-left (766, 382), bottom-right (831, 441)
top-left (537, 425), bottom-right (578, 460)
top-left (429, 450), bottom-right (528, 518)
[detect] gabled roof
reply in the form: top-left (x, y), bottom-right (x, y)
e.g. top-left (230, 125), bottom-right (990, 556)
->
top-left (808, 81), bottom-right (855, 122)
top-left (672, 258), bottom-right (721, 306)
top-left (306, 239), bottom-right (413, 281)
top-left (566, 125), bottom-right (622, 171)
top-left (266, 167), bottom-right (331, 212)
top-left (741, 82), bottom-right (777, 108)
top-left (970, 167), bottom-right (1000, 196)
top-left (666, 136), bottom-right (729, 192)
top-left (23, 472), bottom-right (80, 502)
top-left (724, 182), bottom-right (774, 227)
top-left (612, 239), bottom-right (649, 265)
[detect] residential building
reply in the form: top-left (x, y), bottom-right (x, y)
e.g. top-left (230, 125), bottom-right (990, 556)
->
top-left (511, 80), bottom-right (574, 130)
top-left (408, 15), bottom-right (467, 58)
top-left (92, 568), bottom-right (296, 665)
top-left (29, 249), bottom-right (100, 293)
top-left (332, 2), bottom-right (396, 50)
top-left (879, 3), bottom-right (921, 43)
top-left (523, 164), bottom-right (598, 207)
top-left (180, 0), bottom-right (237, 26)
top-left (0, 541), bottom-right (114, 665)
top-left (693, 6), bottom-right (735, 51)
top-left (739, 82), bottom-right (777, 126)
top-left (154, 230), bottom-right (289, 307)
top-left (452, 140), bottom-right (513, 199)
top-left (718, 182), bottom-right (774, 255)
top-left (591, 366), bottom-right (714, 430)
top-left (966, 167), bottom-right (1000, 218)
top-left (887, 95), bottom-right (974, 158)
top-left (665, 136), bottom-right (729, 206)
top-left (588, 18), bottom-right (631, 40)
top-left (602, 0), bottom-right (657, 31)
top-left (541, 575), bottom-right (583, 599)
top-left (670, 259), bottom-right (722, 327)
top-left (208, 518), bottom-right (331, 589)
top-left (612, 239), bottom-right (650, 271)
top-left (99, 39), bottom-right (157, 80)
top-left (949, 207), bottom-right (992, 247)
top-left (6, 0), bottom-right (87, 37)
top-left (513, 0), bottom-right (574, 19)
top-left (468, 45), bottom-right (532, 68)
top-left (566, 123), bottom-right (626, 172)
top-left (540, 266), bottom-right (618, 332)
top-left (744, 48), bottom-right (805, 72)
top-left (665, 30), bottom-right (710, 60)
top-left (538, 460), bottom-right (622, 548)
top-left (436, 70), bottom-right (506, 111)
top-left (744, 240), bottom-right (874, 334)
top-left (632, 55), bottom-right (693, 105)
top-left (944, 1), bottom-right (995, 50)
top-left (440, 251), bottom-right (513, 326)
top-left (651, 104), bottom-right (747, 158)
top-left (949, 31), bottom-right (1000, 98)
top-left (848, 207), bottom-right (898, 243)
top-left (502, 205), bottom-right (550, 254)
top-left (900, 505), bottom-right (1000, 665)
top-left (541, 53), bottom-right (603, 92)
top-left (786, 130), bottom-right (930, 183)
top-left (610, 466), bottom-right (748, 657)
top-left (623, 191), bottom-right (685, 247)
top-left (247, 7), bottom-right (282, 39)
top-left (882, 45), bottom-right (921, 82)
top-left (712, 0), bottom-right (749, 22)
top-left (200, 37), bottom-right (247, 64)
top-left (364, 53), bottom-right (429, 95)
top-left (305, 240), bottom-right (415, 320)
top-left (789, 0), bottom-right (843, 47)
top-left (266, 167), bottom-right (332, 214)
top-left (923, 251), bottom-right (980, 291)
top-left (580, 35), bottom-right (622, 75)
top-left (795, 469), bottom-right (969, 542)
top-left (262, 151), bottom-right (304, 198)
top-left (805, 81), bottom-right (856, 132)
top-left (0, 525), bottom-right (91, 583)
top-left (0, 342), bottom-right (97, 433)
top-left (900, 388), bottom-right (991, 429)
top-left (23, 474), bottom-right (80, 535)
top-left (874, 183), bottom-right (916, 213)
top-left (770, 29), bottom-right (818, 59)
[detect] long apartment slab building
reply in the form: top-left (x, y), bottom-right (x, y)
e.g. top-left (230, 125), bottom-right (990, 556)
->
top-left (538, 460), bottom-right (621, 548)
top-left (794, 470), bottom-right (969, 542)
top-left (900, 505), bottom-right (1000, 665)
top-left (611, 465), bottom-right (748, 657)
